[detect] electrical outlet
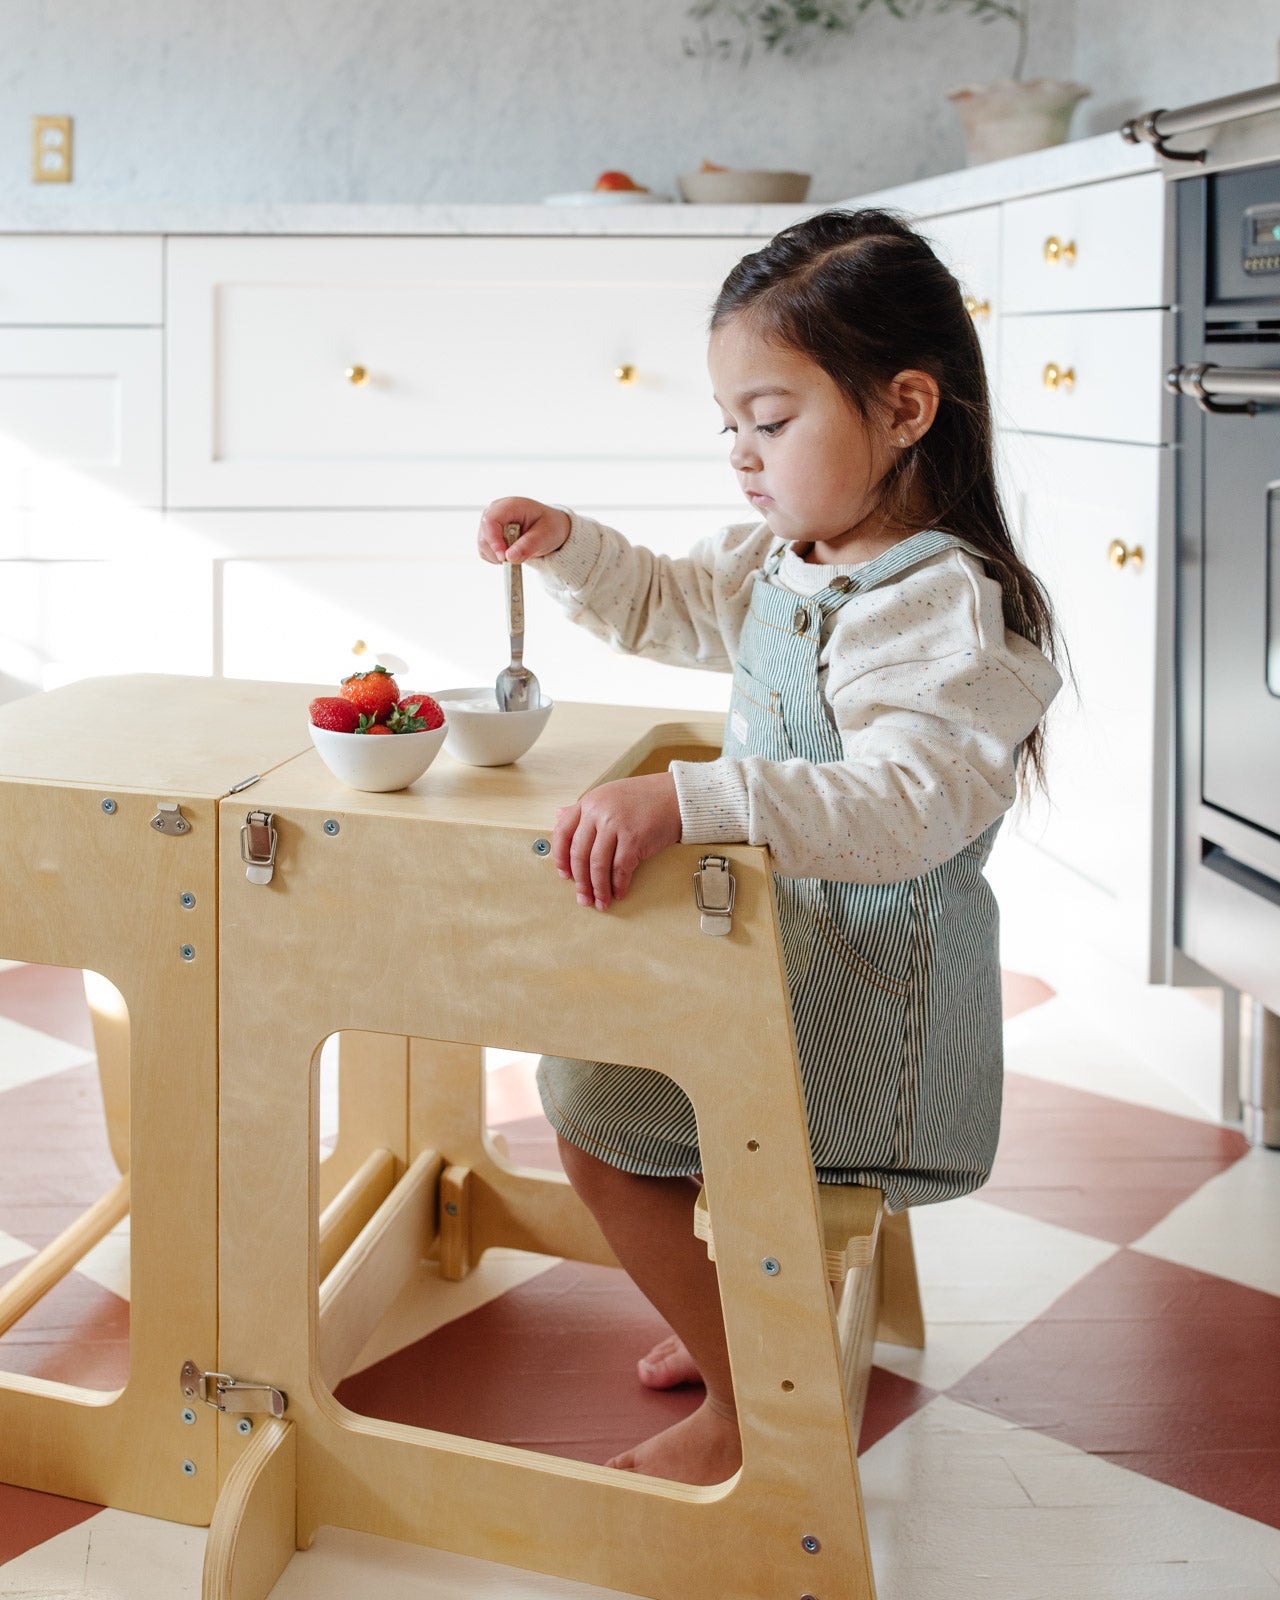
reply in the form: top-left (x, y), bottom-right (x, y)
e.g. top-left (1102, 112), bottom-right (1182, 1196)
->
top-left (32, 116), bottom-right (73, 183)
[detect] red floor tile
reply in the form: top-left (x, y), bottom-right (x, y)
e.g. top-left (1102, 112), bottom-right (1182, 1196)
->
top-left (0, 1481), bottom-right (101, 1563)
top-left (983, 1071), bottom-right (1250, 1245)
top-left (0, 1063), bottom-right (120, 1252)
top-left (860, 1365), bottom-right (935, 1453)
top-left (0, 1259), bottom-right (129, 1392)
top-left (335, 1259), bottom-right (703, 1466)
top-left (0, 964), bottom-right (96, 1052)
top-left (1000, 969), bottom-right (1055, 1020)
top-left (950, 1248), bottom-right (1280, 1529)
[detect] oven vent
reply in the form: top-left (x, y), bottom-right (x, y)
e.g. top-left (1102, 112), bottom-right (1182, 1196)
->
top-left (1202, 843), bottom-right (1280, 907)
top-left (1206, 323), bottom-right (1280, 344)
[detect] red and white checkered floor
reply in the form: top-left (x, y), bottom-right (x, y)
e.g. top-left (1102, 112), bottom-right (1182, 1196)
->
top-left (1, 951), bottom-right (1278, 1598)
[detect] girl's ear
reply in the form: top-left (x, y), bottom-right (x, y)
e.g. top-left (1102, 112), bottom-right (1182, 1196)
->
top-left (889, 369), bottom-right (941, 445)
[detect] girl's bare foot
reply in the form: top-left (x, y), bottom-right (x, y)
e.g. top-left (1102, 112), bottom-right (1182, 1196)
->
top-left (637, 1332), bottom-right (703, 1390)
top-left (606, 1397), bottom-right (741, 1485)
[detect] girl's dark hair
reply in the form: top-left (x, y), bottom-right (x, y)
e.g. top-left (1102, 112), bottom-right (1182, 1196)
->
top-left (712, 207), bottom-right (1066, 802)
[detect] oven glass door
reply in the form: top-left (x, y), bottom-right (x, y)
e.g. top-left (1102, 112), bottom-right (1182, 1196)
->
top-left (1201, 389), bottom-right (1280, 836)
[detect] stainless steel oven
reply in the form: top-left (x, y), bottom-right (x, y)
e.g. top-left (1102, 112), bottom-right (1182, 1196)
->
top-left (1170, 161), bottom-right (1280, 1141)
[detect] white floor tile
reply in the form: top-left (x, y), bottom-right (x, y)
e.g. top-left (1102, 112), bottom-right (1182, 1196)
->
top-left (0, 961), bottom-right (25, 975)
top-left (1133, 1146), bottom-right (1280, 1298)
top-left (873, 1197), bottom-right (1115, 1390)
top-left (0, 1515), bottom-right (97, 1593)
top-left (1003, 994), bottom-right (1217, 1121)
top-left (348, 1247), bottom-right (561, 1377)
top-left (273, 1525), bottom-right (643, 1599)
top-left (81, 1509), bottom-right (206, 1598)
top-left (0, 1014), bottom-right (91, 1095)
top-left (0, 1227), bottom-right (35, 1271)
top-left (74, 1221), bottom-right (131, 1303)
top-left (861, 1396), bottom-right (1280, 1599)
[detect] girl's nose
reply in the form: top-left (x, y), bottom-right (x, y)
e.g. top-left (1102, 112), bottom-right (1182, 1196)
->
top-left (729, 435), bottom-right (761, 472)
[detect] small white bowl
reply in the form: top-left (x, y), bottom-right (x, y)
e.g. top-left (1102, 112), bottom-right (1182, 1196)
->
top-left (309, 721), bottom-right (447, 792)
top-left (677, 169), bottom-right (811, 204)
top-left (434, 686), bottom-right (554, 766)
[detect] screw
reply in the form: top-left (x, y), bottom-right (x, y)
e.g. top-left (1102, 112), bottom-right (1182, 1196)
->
top-left (181, 1459), bottom-right (197, 1477)
top-left (323, 819), bottom-right (340, 836)
top-left (761, 1256), bottom-right (781, 1276)
top-left (180, 892), bottom-right (196, 909)
top-left (801, 1594), bottom-right (820, 1599)
top-left (181, 1407), bottom-right (196, 1425)
top-left (532, 837), bottom-right (551, 856)
top-left (236, 1418), bottom-right (253, 1436)
top-left (801, 1535), bottom-right (821, 1554)
top-left (180, 944), bottom-right (196, 962)
top-left (100, 798), bottom-right (117, 814)
top-left (444, 1201), bottom-right (459, 1216)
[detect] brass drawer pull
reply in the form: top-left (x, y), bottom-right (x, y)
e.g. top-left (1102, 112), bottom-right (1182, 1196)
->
top-left (964, 294), bottom-right (992, 322)
top-left (345, 364), bottom-right (370, 387)
top-left (614, 363), bottom-right (637, 385)
top-left (1107, 539), bottom-right (1144, 572)
top-left (1043, 362), bottom-right (1076, 392)
top-left (1043, 235), bottom-right (1077, 265)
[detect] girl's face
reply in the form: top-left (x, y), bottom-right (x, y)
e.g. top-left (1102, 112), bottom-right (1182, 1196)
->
top-left (707, 314), bottom-right (929, 556)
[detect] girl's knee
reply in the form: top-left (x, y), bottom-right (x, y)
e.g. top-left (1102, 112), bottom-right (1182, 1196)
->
top-left (556, 1133), bottom-right (635, 1195)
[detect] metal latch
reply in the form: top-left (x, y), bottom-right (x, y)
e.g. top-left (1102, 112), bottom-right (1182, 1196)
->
top-left (150, 801), bottom-right (191, 836)
top-left (240, 809), bottom-right (277, 885)
top-left (693, 855), bottom-right (735, 936)
top-left (181, 1360), bottom-right (287, 1418)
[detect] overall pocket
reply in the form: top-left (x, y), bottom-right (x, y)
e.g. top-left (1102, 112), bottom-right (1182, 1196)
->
top-left (724, 658), bottom-right (792, 762)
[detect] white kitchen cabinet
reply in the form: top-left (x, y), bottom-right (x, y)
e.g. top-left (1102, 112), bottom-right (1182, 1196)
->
top-left (1000, 172), bottom-right (1165, 313)
top-left (0, 329), bottom-right (163, 524)
top-left (998, 430), bottom-right (1170, 982)
top-left (0, 236), bottom-right (162, 326)
top-left (998, 310), bottom-right (1170, 445)
top-left (166, 236), bottom-right (750, 511)
top-left (917, 204), bottom-right (1000, 370)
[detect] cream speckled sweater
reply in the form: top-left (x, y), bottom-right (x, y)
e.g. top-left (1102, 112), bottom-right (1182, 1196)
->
top-left (533, 512), bottom-right (1063, 884)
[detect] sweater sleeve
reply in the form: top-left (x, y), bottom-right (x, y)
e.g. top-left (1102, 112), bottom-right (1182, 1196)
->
top-left (530, 510), bottom-right (772, 674)
top-left (669, 554), bottom-right (1063, 883)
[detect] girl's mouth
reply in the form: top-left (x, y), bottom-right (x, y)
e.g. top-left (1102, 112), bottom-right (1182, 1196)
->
top-left (746, 491), bottom-right (773, 506)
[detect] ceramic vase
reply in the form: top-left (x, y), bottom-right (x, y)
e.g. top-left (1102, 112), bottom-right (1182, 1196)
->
top-left (948, 77), bottom-right (1091, 166)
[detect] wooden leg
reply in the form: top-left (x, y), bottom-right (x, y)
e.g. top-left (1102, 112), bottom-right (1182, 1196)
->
top-left (203, 1417), bottom-right (297, 1600)
top-left (0, 1173), bottom-right (129, 1337)
top-left (876, 1208), bottom-right (926, 1349)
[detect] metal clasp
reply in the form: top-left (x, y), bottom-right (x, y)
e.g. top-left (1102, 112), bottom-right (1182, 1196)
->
top-left (693, 855), bottom-right (735, 936)
top-left (150, 801), bottom-right (191, 836)
top-left (181, 1360), bottom-right (286, 1417)
top-left (240, 809), bottom-right (277, 885)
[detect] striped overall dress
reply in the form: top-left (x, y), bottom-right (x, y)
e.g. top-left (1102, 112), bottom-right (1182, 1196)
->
top-left (538, 529), bottom-right (1006, 1211)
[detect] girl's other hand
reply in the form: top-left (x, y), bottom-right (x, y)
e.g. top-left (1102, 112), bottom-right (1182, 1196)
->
top-left (477, 497), bottom-right (571, 565)
top-left (553, 773), bottom-right (683, 910)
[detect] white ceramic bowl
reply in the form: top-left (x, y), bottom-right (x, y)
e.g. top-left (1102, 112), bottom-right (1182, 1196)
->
top-left (309, 721), bottom-right (447, 792)
top-left (677, 169), bottom-right (811, 204)
top-left (434, 686), bottom-right (554, 766)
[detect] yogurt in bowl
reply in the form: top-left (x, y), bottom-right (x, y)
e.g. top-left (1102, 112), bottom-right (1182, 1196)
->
top-left (435, 686), bottom-right (554, 766)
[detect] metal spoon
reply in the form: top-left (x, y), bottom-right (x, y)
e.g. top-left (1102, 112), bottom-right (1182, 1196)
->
top-left (495, 522), bottom-right (541, 713)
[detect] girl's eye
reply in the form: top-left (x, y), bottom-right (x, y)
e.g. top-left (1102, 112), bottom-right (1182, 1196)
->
top-left (756, 421), bottom-right (786, 436)
top-left (719, 424), bottom-right (736, 435)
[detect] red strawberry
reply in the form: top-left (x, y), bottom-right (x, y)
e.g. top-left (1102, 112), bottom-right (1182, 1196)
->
top-left (309, 696), bottom-right (361, 733)
top-left (340, 665), bottom-right (400, 722)
top-left (362, 724), bottom-right (394, 736)
top-left (393, 693), bottom-right (445, 732)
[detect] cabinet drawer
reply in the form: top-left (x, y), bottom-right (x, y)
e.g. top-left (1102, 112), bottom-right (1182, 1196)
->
top-left (998, 310), bottom-right (1169, 444)
top-left (168, 237), bottom-right (754, 509)
top-left (0, 328), bottom-right (163, 511)
top-left (0, 236), bottom-right (162, 325)
top-left (920, 204), bottom-right (999, 362)
top-left (211, 507), bottom-right (736, 713)
top-left (1001, 173), bottom-right (1166, 313)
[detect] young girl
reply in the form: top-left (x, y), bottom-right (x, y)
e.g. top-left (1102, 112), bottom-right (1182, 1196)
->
top-left (476, 208), bottom-right (1063, 1488)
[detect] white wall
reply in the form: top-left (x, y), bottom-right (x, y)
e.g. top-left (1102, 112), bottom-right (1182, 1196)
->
top-left (0, 1), bottom-right (1274, 212)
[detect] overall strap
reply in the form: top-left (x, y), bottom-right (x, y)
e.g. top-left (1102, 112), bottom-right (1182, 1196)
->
top-left (848, 529), bottom-right (988, 593)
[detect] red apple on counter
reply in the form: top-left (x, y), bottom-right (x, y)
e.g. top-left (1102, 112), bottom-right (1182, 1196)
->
top-left (594, 170), bottom-right (648, 192)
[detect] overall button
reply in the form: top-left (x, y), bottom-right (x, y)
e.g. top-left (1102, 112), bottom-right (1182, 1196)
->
top-left (793, 607), bottom-right (810, 634)
top-left (830, 575), bottom-right (853, 593)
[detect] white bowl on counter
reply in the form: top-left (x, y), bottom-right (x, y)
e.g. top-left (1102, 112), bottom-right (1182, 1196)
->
top-left (434, 686), bottom-right (554, 766)
top-left (309, 721), bottom-right (447, 792)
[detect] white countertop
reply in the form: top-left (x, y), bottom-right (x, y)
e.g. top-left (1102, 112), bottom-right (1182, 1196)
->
top-left (0, 131), bottom-right (1165, 235)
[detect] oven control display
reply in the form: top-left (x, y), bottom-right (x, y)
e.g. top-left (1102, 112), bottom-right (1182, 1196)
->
top-left (1244, 205), bottom-right (1280, 273)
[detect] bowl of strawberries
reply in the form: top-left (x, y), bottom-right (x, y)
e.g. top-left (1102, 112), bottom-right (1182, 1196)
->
top-left (308, 667), bottom-right (447, 792)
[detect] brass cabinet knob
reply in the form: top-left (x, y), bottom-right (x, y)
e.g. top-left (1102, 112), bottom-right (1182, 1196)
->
top-left (1043, 235), bottom-right (1077, 265)
top-left (1107, 539), bottom-right (1145, 572)
top-left (614, 363), bottom-right (637, 385)
top-left (964, 294), bottom-right (992, 322)
top-left (1042, 362), bottom-right (1076, 392)
top-left (345, 364), bottom-right (369, 386)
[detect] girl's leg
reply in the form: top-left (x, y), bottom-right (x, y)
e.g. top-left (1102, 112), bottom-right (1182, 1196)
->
top-left (555, 1133), bottom-right (740, 1485)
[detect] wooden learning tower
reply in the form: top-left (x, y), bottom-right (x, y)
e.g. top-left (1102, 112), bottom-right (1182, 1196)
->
top-left (0, 675), bottom-right (926, 1600)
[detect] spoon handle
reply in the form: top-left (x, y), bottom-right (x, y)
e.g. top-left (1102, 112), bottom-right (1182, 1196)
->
top-left (503, 522), bottom-right (524, 663)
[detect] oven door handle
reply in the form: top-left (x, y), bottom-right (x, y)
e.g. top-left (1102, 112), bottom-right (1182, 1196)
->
top-left (1122, 80), bottom-right (1280, 161)
top-left (1165, 362), bottom-right (1280, 416)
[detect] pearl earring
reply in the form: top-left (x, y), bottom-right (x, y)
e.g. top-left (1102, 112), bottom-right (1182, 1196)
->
top-left (898, 435), bottom-right (908, 446)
